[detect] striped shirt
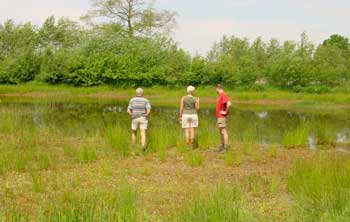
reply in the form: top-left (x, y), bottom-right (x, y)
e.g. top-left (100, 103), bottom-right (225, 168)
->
top-left (127, 96), bottom-right (151, 119)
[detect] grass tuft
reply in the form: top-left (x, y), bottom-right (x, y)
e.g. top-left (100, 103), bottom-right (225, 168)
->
top-left (186, 151), bottom-right (204, 167)
top-left (170, 184), bottom-right (254, 222)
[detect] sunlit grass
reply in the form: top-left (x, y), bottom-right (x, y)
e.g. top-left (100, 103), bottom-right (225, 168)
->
top-left (1, 87), bottom-right (350, 221)
top-left (287, 154), bottom-right (350, 222)
top-left (170, 184), bottom-right (254, 222)
top-left (283, 124), bottom-right (310, 148)
top-left (185, 151), bottom-right (204, 167)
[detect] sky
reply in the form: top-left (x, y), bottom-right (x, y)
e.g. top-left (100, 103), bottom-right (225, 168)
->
top-left (1, 0), bottom-right (350, 54)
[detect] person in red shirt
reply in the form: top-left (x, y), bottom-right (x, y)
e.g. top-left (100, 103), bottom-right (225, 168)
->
top-left (215, 84), bottom-right (231, 153)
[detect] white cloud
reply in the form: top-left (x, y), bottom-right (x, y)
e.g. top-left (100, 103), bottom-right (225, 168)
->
top-left (0, 0), bottom-right (89, 24)
top-left (174, 18), bottom-right (333, 55)
top-left (1, 0), bottom-right (349, 54)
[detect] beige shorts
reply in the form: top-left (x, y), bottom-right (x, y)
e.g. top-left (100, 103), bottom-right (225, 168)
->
top-left (132, 117), bottom-right (148, 131)
top-left (217, 117), bottom-right (227, 128)
top-left (182, 114), bottom-right (199, 129)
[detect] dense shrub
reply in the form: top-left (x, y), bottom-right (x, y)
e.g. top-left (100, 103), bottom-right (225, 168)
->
top-left (0, 18), bottom-right (349, 91)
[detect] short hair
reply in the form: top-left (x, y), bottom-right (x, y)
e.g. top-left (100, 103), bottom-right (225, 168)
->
top-left (216, 84), bottom-right (223, 89)
top-left (136, 88), bottom-right (144, 95)
top-left (187, 86), bottom-right (195, 94)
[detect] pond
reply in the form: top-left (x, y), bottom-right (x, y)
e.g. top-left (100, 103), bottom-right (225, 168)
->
top-left (0, 99), bottom-right (349, 149)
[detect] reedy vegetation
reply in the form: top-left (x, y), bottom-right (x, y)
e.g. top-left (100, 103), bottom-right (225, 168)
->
top-left (0, 100), bottom-right (350, 221)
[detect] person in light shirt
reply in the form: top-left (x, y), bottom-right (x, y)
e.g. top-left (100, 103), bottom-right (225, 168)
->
top-left (179, 86), bottom-right (200, 147)
top-left (127, 88), bottom-right (151, 150)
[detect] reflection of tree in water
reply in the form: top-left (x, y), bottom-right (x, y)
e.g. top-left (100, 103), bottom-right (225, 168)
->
top-left (3, 103), bottom-right (350, 145)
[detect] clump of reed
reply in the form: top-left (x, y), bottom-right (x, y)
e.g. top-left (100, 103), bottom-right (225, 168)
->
top-left (170, 184), bottom-right (254, 222)
top-left (283, 124), bottom-right (310, 148)
top-left (287, 154), bottom-right (350, 221)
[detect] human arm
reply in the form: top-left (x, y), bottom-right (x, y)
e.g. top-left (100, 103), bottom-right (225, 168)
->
top-left (127, 102), bottom-right (133, 117)
top-left (179, 97), bottom-right (184, 121)
top-left (195, 97), bottom-right (200, 111)
top-left (146, 109), bottom-right (151, 117)
top-left (219, 94), bottom-right (231, 115)
top-left (145, 100), bottom-right (151, 117)
top-left (220, 101), bottom-right (231, 115)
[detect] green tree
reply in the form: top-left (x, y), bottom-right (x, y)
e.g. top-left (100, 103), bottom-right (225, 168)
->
top-left (83, 0), bottom-right (177, 37)
top-left (38, 16), bottom-right (82, 51)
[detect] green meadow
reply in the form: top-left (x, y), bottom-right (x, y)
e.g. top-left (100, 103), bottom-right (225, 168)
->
top-left (0, 85), bottom-right (350, 222)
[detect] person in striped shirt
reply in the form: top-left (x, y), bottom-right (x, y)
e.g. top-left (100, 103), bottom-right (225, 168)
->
top-left (127, 88), bottom-right (151, 149)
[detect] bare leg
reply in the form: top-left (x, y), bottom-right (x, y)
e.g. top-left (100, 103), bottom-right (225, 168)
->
top-left (140, 130), bottom-right (147, 148)
top-left (132, 130), bottom-right (137, 145)
top-left (185, 128), bottom-right (191, 145)
top-left (220, 128), bottom-right (229, 147)
top-left (190, 128), bottom-right (195, 145)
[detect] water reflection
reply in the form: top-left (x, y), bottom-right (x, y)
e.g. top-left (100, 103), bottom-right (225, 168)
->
top-left (308, 135), bottom-right (317, 150)
top-left (1, 102), bottom-right (350, 148)
top-left (256, 111), bottom-right (268, 119)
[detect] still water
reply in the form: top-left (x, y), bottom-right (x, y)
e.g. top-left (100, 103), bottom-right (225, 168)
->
top-left (1, 101), bottom-right (349, 148)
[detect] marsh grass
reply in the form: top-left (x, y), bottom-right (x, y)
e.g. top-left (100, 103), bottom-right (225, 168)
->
top-left (270, 176), bottom-right (281, 195)
top-left (186, 151), bottom-right (204, 167)
top-left (39, 178), bottom-right (140, 222)
top-left (1, 207), bottom-right (29, 222)
top-left (30, 171), bottom-right (46, 193)
top-left (287, 154), bottom-right (350, 221)
top-left (224, 150), bottom-right (243, 167)
top-left (283, 124), bottom-right (310, 148)
top-left (170, 184), bottom-right (254, 222)
top-left (267, 145), bottom-right (279, 158)
top-left (78, 146), bottom-right (98, 164)
top-left (148, 128), bottom-right (171, 161)
top-left (243, 174), bottom-right (269, 196)
top-left (106, 125), bottom-right (131, 157)
top-left (196, 119), bottom-right (218, 150)
top-left (242, 142), bottom-right (259, 156)
top-left (313, 123), bottom-right (336, 145)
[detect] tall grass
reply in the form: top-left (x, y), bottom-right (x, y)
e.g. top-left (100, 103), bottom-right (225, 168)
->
top-left (283, 124), bottom-right (310, 148)
top-left (287, 154), bottom-right (350, 221)
top-left (40, 178), bottom-right (140, 222)
top-left (0, 207), bottom-right (29, 222)
top-left (186, 151), bottom-right (204, 167)
top-left (105, 125), bottom-right (131, 156)
top-left (170, 184), bottom-right (254, 222)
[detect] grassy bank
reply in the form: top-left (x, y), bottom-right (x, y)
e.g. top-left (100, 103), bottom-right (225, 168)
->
top-left (1, 83), bottom-right (350, 108)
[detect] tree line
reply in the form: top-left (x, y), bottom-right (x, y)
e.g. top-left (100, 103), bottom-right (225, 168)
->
top-left (0, 0), bottom-right (349, 92)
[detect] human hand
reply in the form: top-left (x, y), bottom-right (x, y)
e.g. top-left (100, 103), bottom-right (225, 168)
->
top-left (220, 111), bottom-right (227, 115)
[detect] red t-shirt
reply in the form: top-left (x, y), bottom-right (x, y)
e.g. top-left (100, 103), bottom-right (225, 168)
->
top-left (216, 92), bottom-right (230, 118)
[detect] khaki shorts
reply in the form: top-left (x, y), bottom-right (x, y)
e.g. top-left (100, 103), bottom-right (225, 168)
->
top-left (182, 114), bottom-right (199, 129)
top-left (217, 117), bottom-right (227, 128)
top-left (132, 117), bottom-right (148, 131)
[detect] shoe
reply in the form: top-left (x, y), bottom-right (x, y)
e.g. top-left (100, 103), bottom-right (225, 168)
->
top-left (214, 145), bottom-right (226, 153)
top-left (215, 145), bottom-right (229, 153)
